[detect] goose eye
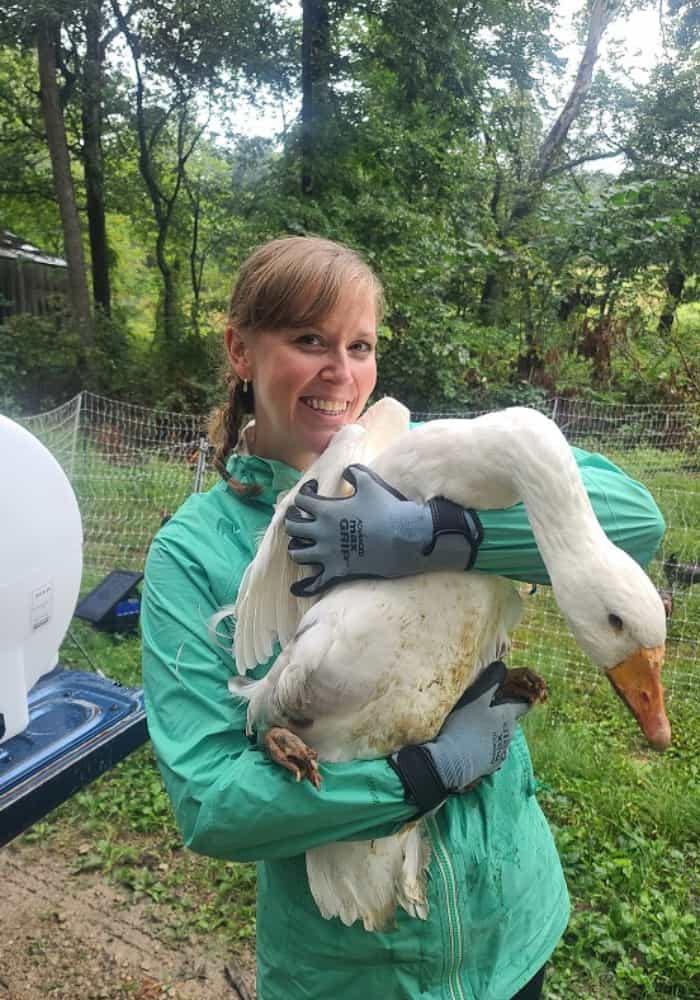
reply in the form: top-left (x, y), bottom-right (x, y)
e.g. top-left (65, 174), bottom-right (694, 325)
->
top-left (608, 613), bottom-right (624, 632)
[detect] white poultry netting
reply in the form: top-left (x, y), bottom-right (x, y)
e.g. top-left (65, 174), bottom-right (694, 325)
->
top-left (20, 391), bottom-right (699, 700)
top-left (21, 392), bottom-right (214, 577)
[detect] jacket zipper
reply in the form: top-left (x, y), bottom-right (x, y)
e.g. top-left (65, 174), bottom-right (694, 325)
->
top-left (427, 814), bottom-right (468, 1000)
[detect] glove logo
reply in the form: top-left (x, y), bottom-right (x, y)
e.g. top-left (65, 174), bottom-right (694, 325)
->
top-left (491, 723), bottom-right (511, 768)
top-left (339, 518), bottom-right (365, 565)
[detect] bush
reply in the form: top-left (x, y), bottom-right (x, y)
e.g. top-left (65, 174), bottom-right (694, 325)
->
top-left (0, 308), bottom-right (133, 414)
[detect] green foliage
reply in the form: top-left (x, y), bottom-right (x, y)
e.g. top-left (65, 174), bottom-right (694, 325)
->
top-left (0, 1), bottom-right (698, 412)
top-left (0, 306), bottom-right (135, 411)
top-left (0, 310), bottom-right (83, 410)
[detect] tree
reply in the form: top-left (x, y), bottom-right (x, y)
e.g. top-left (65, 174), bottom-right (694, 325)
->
top-left (0, 46), bottom-right (59, 245)
top-left (36, 11), bottom-right (92, 334)
top-left (626, 41), bottom-right (699, 336)
top-left (479, 0), bottom-right (626, 331)
top-left (69, 0), bottom-right (122, 317)
top-left (300, 0), bottom-right (330, 196)
top-left (110, 0), bottom-right (283, 370)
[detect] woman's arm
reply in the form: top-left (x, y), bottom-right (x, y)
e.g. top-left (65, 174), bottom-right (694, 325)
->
top-left (142, 537), bottom-right (414, 864)
top-left (285, 446), bottom-right (666, 592)
top-left (474, 447), bottom-right (666, 584)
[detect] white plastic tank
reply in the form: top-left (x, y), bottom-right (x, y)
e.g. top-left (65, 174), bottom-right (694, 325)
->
top-left (0, 416), bottom-right (83, 742)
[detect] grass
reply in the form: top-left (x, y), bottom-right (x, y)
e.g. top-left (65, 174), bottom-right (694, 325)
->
top-left (524, 679), bottom-right (700, 998)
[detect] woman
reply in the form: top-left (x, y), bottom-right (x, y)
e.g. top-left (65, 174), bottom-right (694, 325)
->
top-left (142, 236), bottom-right (665, 1000)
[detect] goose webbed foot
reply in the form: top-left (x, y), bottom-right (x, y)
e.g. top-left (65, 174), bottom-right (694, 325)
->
top-left (264, 726), bottom-right (322, 790)
top-left (493, 667), bottom-right (548, 706)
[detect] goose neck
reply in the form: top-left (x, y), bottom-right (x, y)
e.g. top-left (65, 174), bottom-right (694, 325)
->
top-left (508, 420), bottom-right (604, 569)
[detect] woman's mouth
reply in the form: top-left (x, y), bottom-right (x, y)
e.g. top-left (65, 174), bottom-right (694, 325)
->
top-left (300, 397), bottom-right (350, 415)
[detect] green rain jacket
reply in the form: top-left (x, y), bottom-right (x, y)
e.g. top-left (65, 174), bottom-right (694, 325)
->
top-left (141, 444), bottom-right (665, 1000)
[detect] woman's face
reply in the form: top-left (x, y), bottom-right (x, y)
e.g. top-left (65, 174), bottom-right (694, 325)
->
top-left (226, 281), bottom-right (378, 470)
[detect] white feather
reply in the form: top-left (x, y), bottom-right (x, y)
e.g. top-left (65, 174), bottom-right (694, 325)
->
top-left (233, 398), bottom-right (411, 672)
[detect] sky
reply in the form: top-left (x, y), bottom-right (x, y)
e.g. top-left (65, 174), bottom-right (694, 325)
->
top-left (231, 2), bottom-right (666, 140)
top-left (555, 0), bottom-right (665, 84)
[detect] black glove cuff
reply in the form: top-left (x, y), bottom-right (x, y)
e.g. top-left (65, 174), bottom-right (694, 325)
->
top-left (426, 499), bottom-right (483, 569)
top-left (388, 744), bottom-right (447, 815)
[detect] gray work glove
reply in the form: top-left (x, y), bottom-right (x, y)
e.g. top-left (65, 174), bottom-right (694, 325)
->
top-left (389, 660), bottom-right (530, 815)
top-left (285, 464), bottom-right (483, 598)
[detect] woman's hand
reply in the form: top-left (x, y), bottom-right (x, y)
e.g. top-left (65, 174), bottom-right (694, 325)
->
top-left (388, 660), bottom-right (532, 814)
top-left (285, 464), bottom-right (483, 597)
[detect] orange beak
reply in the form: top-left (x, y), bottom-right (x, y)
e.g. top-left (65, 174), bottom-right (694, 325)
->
top-left (607, 645), bottom-right (671, 751)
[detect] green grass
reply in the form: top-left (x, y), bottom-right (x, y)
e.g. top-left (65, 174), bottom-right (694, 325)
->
top-left (524, 683), bottom-right (700, 998)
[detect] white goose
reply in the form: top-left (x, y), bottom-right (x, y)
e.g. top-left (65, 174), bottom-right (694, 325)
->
top-left (225, 398), bottom-right (669, 932)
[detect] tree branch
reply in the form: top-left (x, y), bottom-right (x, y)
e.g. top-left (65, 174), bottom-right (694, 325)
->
top-left (667, 328), bottom-right (700, 391)
top-left (533, 0), bottom-right (622, 183)
top-left (548, 148), bottom-right (625, 176)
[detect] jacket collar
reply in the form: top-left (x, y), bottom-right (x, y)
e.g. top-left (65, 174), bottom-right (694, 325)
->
top-left (225, 421), bottom-right (302, 505)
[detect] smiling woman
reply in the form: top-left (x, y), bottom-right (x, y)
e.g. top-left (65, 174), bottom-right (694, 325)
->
top-left (225, 282), bottom-right (378, 470)
top-left (209, 236), bottom-right (382, 484)
top-left (141, 234), bottom-right (665, 1000)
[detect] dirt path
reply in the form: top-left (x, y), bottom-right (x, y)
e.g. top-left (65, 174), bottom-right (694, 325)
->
top-left (0, 843), bottom-right (256, 1000)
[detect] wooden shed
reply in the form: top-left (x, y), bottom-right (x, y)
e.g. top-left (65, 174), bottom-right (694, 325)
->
top-left (0, 230), bottom-right (68, 321)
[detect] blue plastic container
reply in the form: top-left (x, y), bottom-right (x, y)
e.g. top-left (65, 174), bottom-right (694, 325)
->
top-left (0, 667), bottom-right (148, 846)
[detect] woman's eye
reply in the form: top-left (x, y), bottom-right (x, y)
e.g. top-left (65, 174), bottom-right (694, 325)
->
top-left (351, 341), bottom-right (374, 354)
top-left (295, 333), bottom-right (322, 347)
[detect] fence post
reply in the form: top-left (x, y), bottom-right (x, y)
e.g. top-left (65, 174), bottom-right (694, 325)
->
top-left (191, 436), bottom-right (209, 494)
top-left (551, 396), bottom-right (559, 424)
top-left (68, 390), bottom-right (83, 481)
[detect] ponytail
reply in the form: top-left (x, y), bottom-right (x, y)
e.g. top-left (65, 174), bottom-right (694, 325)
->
top-left (208, 373), bottom-right (260, 496)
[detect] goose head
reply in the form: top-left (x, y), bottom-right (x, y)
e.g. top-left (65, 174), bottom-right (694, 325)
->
top-left (550, 540), bottom-right (670, 751)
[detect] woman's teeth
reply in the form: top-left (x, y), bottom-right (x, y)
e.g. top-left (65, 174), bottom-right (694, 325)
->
top-left (302, 398), bottom-right (349, 414)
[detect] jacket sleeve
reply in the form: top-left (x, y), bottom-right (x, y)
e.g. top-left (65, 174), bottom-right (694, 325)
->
top-left (141, 536), bottom-right (415, 864)
top-left (473, 447), bottom-right (666, 585)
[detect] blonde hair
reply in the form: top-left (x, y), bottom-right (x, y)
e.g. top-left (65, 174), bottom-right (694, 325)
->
top-left (210, 236), bottom-right (383, 490)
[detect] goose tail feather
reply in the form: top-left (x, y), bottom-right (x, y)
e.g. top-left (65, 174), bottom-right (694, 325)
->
top-left (305, 822), bottom-right (431, 932)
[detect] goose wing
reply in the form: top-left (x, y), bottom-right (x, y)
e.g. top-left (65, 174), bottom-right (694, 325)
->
top-left (243, 570), bottom-right (522, 761)
top-left (232, 398), bottom-right (410, 672)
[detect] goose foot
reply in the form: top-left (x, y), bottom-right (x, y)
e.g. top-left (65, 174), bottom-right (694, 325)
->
top-left (264, 727), bottom-right (322, 789)
top-left (494, 667), bottom-right (548, 706)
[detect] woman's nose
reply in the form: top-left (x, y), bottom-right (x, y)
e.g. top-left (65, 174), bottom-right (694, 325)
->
top-left (320, 350), bottom-right (352, 382)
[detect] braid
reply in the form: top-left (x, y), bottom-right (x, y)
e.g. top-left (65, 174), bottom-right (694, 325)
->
top-left (208, 373), bottom-right (260, 496)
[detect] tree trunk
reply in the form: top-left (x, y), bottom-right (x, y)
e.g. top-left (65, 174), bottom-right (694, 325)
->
top-left (478, 272), bottom-right (501, 325)
top-left (115, 1), bottom-right (179, 348)
top-left (533, 0), bottom-right (620, 185)
top-left (187, 183), bottom-right (203, 336)
top-left (156, 224), bottom-right (177, 345)
top-left (657, 264), bottom-right (685, 334)
top-left (481, 0), bottom-right (620, 338)
top-left (37, 15), bottom-right (92, 338)
top-left (477, 131), bottom-right (504, 323)
top-left (301, 0), bottom-right (330, 196)
top-left (82, 0), bottom-right (111, 316)
top-left (508, 0), bottom-right (619, 228)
